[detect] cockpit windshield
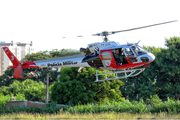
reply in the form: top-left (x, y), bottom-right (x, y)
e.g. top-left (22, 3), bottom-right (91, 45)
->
top-left (125, 48), bottom-right (134, 57)
top-left (131, 46), bottom-right (149, 56)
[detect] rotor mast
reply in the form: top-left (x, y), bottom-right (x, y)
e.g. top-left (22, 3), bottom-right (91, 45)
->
top-left (102, 31), bottom-right (109, 42)
top-left (92, 31), bottom-right (115, 42)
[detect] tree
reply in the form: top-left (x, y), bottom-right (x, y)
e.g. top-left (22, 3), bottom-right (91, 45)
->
top-left (155, 37), bottom-right (180, 100)
top-left (25, 49), bottom-right (81, 61)
top-left (50, 67), bottom-right (124, 105)
top-left (120, 46), bottom-right (161, 101)
top-left (121, 37), bottom-right (180, 101)
top-left (0, 68), bottom-right (15, 87)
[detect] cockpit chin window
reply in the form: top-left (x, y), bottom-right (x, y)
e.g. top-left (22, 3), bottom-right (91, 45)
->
top-left (131, 46), bottom-right (149, 56)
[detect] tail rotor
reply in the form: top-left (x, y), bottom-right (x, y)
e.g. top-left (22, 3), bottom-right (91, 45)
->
top-left (2, 47), bottom-right (39, 79)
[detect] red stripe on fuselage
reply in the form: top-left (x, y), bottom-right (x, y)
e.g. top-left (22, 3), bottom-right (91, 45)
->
top-left (99, 49), bottom-right (149, 70)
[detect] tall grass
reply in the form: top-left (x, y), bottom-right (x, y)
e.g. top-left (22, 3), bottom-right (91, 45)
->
top-left (1, 112), bottom-right (180, 119)
top-left (0, 104), bottom-right (63, 114)
top-left (65, 99), bottom-right (180, 114)
top-left (66, 100), bottom-right (150, 114)
top-left (1, 99), bottom-right (180, 115)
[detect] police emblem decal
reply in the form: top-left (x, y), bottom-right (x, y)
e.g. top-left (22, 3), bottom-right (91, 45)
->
top-left (106, 61), bottom-right (111, 66)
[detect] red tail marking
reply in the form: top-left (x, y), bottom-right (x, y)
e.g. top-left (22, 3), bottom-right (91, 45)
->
top-left (2, 47), bottom-right (20, 66)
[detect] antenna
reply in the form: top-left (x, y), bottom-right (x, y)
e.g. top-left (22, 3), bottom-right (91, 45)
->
top-left (135, 40), bottom-right (141, 45)
top-left (123, 37), bottom-right (129, 45)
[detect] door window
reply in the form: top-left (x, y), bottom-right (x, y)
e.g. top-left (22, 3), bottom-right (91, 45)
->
top-left (101, 51), bottom-right (112, 59)
top-left (125, 47), bottom-right (138, 62)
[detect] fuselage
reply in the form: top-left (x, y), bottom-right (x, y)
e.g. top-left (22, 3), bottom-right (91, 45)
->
top-left (82, 42), bottom-right (155, 70)
top-left (29, 42), bottom-right (155, 71)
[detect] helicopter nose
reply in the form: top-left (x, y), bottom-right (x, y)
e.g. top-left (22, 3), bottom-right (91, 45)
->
top-left (149, 53), bottom-right (155, 62)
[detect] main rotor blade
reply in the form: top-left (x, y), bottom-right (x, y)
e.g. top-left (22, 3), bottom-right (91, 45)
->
top-left (92, 33), bottom-right (101, 36)
top-left (113, 20), bottom-right (178, 34)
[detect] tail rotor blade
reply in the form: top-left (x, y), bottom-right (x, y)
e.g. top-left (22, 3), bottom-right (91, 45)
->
top-left (14, 66), bottom-right (23, 78)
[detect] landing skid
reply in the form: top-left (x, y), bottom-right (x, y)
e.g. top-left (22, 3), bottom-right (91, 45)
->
top-left (94, 68), bottom-right (145, 82)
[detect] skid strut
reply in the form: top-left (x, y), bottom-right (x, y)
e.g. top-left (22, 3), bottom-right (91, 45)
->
top-left (95, 68), bottom-right (145, 82)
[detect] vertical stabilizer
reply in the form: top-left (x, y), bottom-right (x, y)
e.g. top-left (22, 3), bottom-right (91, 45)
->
top-left (2, 47), bottom-right (20, 66)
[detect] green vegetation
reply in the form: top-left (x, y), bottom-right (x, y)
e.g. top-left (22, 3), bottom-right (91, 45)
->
top-left (120, 37), bottom-right (180, 101)
top-left (2, 112), bottom-right (180, 119)
top-left (0, 93), bottom-right (26, 106)
top-left (65, 96), bottom-right (180, 114)
top-left (1, 97), bottom-right (180, 115)
top-left (0, 103), bottom-right (62, 114)
top-left (0, 79), bottom-right (46, 102)
top-left (51, 67), bottom-right (124, 105)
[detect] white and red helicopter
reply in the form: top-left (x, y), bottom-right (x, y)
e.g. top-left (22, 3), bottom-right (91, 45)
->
top-left (2, 20), bottom-right (177, 82)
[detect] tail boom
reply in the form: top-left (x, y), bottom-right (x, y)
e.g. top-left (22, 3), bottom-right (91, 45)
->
top-left (2, 46), bottom-right (89, 79)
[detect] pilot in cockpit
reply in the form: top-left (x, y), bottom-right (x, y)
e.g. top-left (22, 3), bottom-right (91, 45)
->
top-left (114, 49), bottom-right (123, 65)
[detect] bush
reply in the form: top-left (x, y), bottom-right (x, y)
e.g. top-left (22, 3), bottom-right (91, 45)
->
top-left (0, 79), bottom-right (46, 102)
top-left (0, 105), bottom-right (65, 114)
top-left (15, 93), bottom-right (26, 101)
top-left (0, 93), bottom-right (26, 106)
top-left (0, 93), bottom-right (11, 106)
top-left (50, 67), bottom-right (124, 105)
top-left (20, 79), bottom-right (46, 101)
top-left (149, 94), bottom-right (162, 106)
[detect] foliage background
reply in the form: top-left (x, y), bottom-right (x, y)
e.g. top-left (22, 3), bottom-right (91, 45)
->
top-left (50, 67), bottom-right (124, 105)
top-left (0, 79), bottom-right (46, 103)
top-left (120, 37), bottom-right (180, 101)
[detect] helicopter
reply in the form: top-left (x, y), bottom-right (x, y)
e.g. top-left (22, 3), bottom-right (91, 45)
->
top-left (2, 20), bottom-right (177, 82)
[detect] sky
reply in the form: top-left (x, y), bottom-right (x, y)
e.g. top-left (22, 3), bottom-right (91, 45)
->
top-left (0, 0), bottom-right (180, 53)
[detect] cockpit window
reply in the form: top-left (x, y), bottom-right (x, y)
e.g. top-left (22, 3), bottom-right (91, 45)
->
top-left (131, 46), bottom-right (148, 56)
top-left (125, 48), bottom-right (134, 57)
